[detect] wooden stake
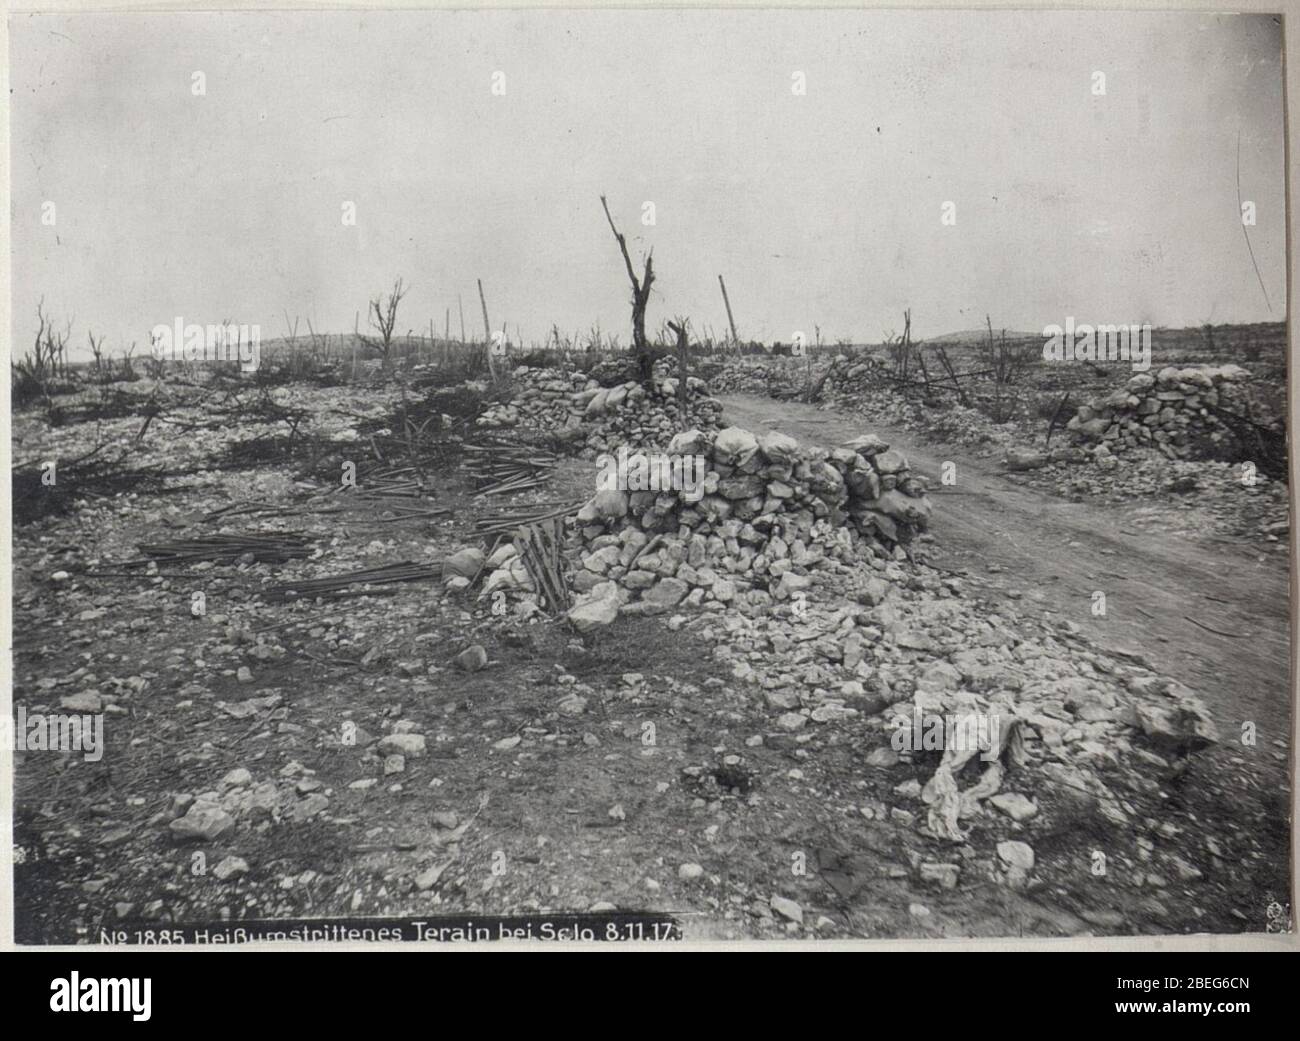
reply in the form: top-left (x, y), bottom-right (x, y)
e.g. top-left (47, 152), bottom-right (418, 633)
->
top-left (718, 274), bottom-right (739, 346)
top-left (478, 279), bottom-right (492, 343)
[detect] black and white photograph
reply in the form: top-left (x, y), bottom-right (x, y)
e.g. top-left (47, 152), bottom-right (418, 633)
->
top-left (4, 5), bottom-right (1293, 951)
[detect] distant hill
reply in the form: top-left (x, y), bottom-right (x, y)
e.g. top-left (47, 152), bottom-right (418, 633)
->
top-left (921, 328), bottom-right (1041, 344)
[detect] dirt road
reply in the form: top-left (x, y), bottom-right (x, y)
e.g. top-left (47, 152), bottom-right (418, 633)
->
top-left (720, 393), bottom-right (1292, 745)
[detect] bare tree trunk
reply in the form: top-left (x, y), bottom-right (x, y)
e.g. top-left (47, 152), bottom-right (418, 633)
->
top-left (600, 195), bottom-right (655, 383)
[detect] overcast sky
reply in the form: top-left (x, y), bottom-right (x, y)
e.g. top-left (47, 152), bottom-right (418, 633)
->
top-left (9, 8), bottom-right (1287, 358)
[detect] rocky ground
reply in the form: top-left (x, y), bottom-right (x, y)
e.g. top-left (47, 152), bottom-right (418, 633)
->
top-left (9, 369), bottom-right (1292, 943)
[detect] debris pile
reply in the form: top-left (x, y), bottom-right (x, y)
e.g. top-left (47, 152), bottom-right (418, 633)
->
top-left (706, 359), bottom-right (807, 397)
top-left (1066, 364), bottom-right (1264, 463)
top-left (683, 558), bottom-right (1221, 853)
top-left (464, 440), bottom-right (558, 497)
top-left (127, 533), bottom-right (316, 566)
top-left (559, 425), bottom-right (932, 627)
top-left (475, 364), bottom-right (725, 454)
top-left (824, 356), bottom-right (895, 393)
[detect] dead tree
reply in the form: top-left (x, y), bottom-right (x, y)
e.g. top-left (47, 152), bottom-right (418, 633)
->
top-left (87, 330), bottom-right (107, 378)
top-left (888, 309), bottom-right (914, 381)
top-left (32, 298), bottom-right (72, 380)
top-left (121, 341), bottom-right (138, 381)
top-left (600, 195), bottom-right (655, 383)
top-left (667, 318), bottom-right (691, 414)
top-left (357, 277), bottom-right (408, 362)
top-left (932, 343), bottom-right (971, 407)
top-left (305, 317), bottom-right (331, 360)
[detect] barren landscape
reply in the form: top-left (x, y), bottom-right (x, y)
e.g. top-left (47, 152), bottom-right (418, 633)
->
top-left (10, 318), bottom-right (1291, 942)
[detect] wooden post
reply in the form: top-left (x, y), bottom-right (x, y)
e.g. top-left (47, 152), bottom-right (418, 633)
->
top-left (478, 279), bottom-right (492, 343)
top-left (718, 274), bottom-right (739, 347)
top-left (480, 280), bottom-right (497, 383)
top-left (458, 296), bottom-right (466, 343)
top-left (668, 320), bottom-right (690, 416)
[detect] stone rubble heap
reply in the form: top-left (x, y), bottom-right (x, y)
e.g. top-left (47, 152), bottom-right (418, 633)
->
top-left (475, 363), bottom-right (724, 456)
top-left (705, 358), bottom-right (807, 397)
top-left (1066, 364), bottom-right (1256, 463)
top-left (687, 570), bottom-right (1220, 856)
top-left (560, 425), bottom-right (932, 629)
top-left (825, 355), bottom-right (893, 392)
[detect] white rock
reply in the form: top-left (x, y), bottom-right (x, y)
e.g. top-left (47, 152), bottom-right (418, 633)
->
top-left (997, 840), bottom-right (1035, 872)
top-left (770, 895), bottom-right (803, 923)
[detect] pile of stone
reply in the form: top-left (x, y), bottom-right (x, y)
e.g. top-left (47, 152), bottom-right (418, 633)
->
top-left (1066, 364), bottom-right (1256, 462)
top-left (561, 425), bottom-right (932, 629)
top-left (475, 364), bottom-right (724, 456)
top-left (686, 563), bottom-right (1220, 854)
top-left (707, 358), bottom-right (808, 397)
top-left (709, 354), bottom-right (893, 398)
top-left (824, 355), bottom-right (893, 392)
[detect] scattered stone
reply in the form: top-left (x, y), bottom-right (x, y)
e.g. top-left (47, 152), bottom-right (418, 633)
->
top-left (59, 691), bottom-right (102, 713)
top-left (990, 792), bottom-right (1038, 822)
top-left (866, 747), bottom-right (899, 768)
top-left (567, 596), bottom-right (620, 632)
top-left (213, 856), bottom-right (250, 881)
top-left (378, 733), bottom-right (427, 757)
top-left (455, 644), bottom-right (488, 672)
top-left (770, 895), bottom-right (803, 923)
top-left (920, 862), bottom-right (961, 889)
top-left (169, 804), bottom-right (235, 842)
top-left (220, 767), bottom-right (252, 789)
top-left (997, 840), bottom-right (1035, 872)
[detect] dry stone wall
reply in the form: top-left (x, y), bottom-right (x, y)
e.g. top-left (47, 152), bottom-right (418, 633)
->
top-left (1066, 364), bottom-right (1256, 461)
top-left (561, 425), bottom-right (932, 629)
top-left (476, 363), bottom-right (724, 455)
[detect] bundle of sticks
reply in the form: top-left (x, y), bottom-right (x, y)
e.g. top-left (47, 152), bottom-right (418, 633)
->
top-left (127, 533), bottom-right (316, 566)
top-left (334, 464), bottom-right (453, 522)
top-left (263, 560), bottom-right (443, 601)
top-left (347, 465), bottom-right (427, 500)
top-left (473, 500), bottom-right (582, 537)
top-left (512, 519), bottom-right (571, 614)
top-left (464, 442), bottom-right (558, 498)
